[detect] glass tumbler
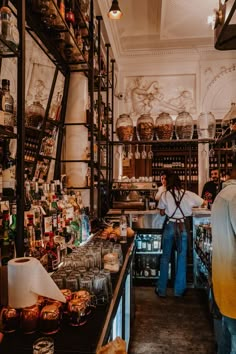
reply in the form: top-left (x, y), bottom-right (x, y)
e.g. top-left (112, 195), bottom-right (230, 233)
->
top-left (33, 336), bottom-right (54, 354)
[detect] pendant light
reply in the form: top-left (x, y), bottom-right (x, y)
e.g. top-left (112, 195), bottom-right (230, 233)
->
top-left (108, 0), bottom-right (123, 20)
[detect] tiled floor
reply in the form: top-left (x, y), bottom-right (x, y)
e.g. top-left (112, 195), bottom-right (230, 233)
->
top-left (129, 287), bottom-right (216, 354)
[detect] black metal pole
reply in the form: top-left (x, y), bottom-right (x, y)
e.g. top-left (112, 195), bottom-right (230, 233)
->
top-left (15, 0), bottom-right (26, 257)
top-left (89, 0), bottom-right (95, 216)
top-left (96, 16), bottom-right (102, 220)
top-left (111, 59), bottom-right (115, 187)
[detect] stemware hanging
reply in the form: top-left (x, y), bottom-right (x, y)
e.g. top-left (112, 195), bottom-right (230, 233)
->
top-left (134, 144), bottom-right (140, 159)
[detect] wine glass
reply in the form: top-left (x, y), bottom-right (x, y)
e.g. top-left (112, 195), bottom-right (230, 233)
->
top-left (148, 146), bottom-right (153, 159)
top-left (115, 146), bottom-right (120, 160)
top-left (122, 145), bottom-right (126, 159)
top-left (134, 144), bottom-right (140, 159)
top-left (209, 144), bottom-right (215, 158)
top-left (141, 144), bottom-right (147, 159)
top-left (128, 145), bottom-right (133, 159)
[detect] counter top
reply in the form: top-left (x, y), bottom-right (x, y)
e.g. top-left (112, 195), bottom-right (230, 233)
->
top-left (0, 238), bottom-right (135, 354)
top-left (107, 209), bottom-right (159, 215)
top-left (192, 208), bottom-right (211, 216)
top-left (108, 208), bottom-right (211, 216)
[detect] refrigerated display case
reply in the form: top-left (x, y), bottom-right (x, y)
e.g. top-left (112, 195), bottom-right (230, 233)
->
top-left (192, 209), bottom-right (211, 289)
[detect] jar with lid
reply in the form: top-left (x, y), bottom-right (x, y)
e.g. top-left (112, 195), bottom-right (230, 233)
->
top-left (155, 112), bottom-right (173, 140)
top-left (0, 6), bottom-right (18, 53)
top-left (197, 112), bottom-right (216, 139)
top-left (26, 100), bottom-right (45, 129)
top-left (221, 102), bottom-right (236, 134)
top-left (175, 111), bottom-right (194, 140)
top-left (136, 114), bottom-right (154, 141)
top-left (116, 114), bottom-right (134, 141)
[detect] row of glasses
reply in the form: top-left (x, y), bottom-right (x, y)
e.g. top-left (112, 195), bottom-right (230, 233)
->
top-left (115, 144), bottom-right (153, 160)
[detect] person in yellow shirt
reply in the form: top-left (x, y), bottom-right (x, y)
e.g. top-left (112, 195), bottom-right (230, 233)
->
top-left (211, 157), bottom-right (236, 354)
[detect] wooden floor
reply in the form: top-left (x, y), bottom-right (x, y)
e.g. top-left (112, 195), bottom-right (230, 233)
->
top-left (128, 287), bottom-right (216, 354)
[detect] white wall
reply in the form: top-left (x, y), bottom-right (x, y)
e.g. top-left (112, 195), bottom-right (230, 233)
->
top-left (113, 48), bottom-right (236, 193)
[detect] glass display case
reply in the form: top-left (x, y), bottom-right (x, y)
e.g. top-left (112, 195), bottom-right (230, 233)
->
top-left (192, 210), bottom-right (211, 289)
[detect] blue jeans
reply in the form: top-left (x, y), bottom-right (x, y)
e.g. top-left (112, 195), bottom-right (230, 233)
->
top-left (157, 221), bottom-right (187, 296)
top-left (217, 316), bottom-right (236, 354)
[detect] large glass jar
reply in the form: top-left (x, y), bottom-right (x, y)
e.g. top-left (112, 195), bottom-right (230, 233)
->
top-left (26, 101), bottom-right (45, 129)
top-left (116, 114), bottom-right (134, 141)
top-left (155, 112), bottom-right (173, 140)
top-left (136, 114), bottom-right (154, 141)
top-left (197, 112), bottom-right (216, 139)
top-left (175, 111), bottom-right (194, 140)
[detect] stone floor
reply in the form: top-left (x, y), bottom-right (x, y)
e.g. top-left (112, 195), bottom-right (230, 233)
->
top-left (128, 287), bottom-right (216, 354)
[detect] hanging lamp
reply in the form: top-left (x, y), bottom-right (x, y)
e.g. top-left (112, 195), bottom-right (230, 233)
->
top-left (108, 0), bottom-right (123, 19)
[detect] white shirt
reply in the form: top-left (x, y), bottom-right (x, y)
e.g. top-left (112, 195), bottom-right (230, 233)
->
top-left (155, 185), bottom-right (166, 201)
top-left (158, 189), bottom-right (203, 218)
top-left (211, 179), bottom-right (236, 318)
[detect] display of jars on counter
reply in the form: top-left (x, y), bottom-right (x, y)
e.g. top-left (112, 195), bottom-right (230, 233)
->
top-left (155, 112), bottom-right (174, 140)
top-left (116, 114), bottom-right (134, 141)
top-left (197, 112), bottom-right (216, 139)
top-left (136, 114), bottom-right (154, 141)
top-left (175, 111), bottom-right (194, 140)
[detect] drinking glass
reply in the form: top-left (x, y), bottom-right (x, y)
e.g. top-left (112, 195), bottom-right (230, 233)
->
top-left (135, 144), bottom-right (140, 159)
top-left (127, 144), bottom-right (133, 159)
top-left (141, 144), bottom-right (147, 159)
top-left (33, 337), bottom-right (54, 354)
top-left (148, 146), bottom-right (153, 159)
top-left (115, 146), bottom-right (120, 160)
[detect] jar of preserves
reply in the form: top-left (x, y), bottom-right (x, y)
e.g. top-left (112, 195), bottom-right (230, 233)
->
top-left (155, 112), bottom-right (173, 140)
top-left (197, 112), bottom-right (216, 139)
top-left (136, 114), bottom-right (154, 141)
top-left (116, 114), bottom-right (134, 141)
top-left (175, 111), bottom-right (194, 140)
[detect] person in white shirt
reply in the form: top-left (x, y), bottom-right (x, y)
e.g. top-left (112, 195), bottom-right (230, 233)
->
top-left (211, 158), bottom-right (236, 354)
top-left (155, 173), bottom-right (204, 297)
top-left (155, 171), bottom-right (167, 202)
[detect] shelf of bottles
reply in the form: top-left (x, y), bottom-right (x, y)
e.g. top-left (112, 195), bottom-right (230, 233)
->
top-left (134, 233), bottom-right (162, 279)
top-left (1, 177), bottom-right (91, 268)
top-left (151, 143), bottom-right (198, 192)
top-left (193, 221), bottom-right (212, 288)
top-left (22, 0), bottom-right (92, 74)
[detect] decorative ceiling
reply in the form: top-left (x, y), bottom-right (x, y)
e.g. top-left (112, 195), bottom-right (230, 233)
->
top-left (97, 0), bottom-right (218, 61)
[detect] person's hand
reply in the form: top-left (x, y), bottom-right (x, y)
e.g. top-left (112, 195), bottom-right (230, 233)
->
top-left (0, 332), bottom-right (4, 343)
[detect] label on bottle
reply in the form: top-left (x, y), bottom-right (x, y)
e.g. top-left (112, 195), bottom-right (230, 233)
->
top-left (2, 165), bottom-right (15, 189)
top-left (44, 216), bottom-right (52, 233)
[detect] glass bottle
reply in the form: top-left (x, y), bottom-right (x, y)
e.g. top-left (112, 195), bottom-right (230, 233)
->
top-left (48, 92), bottom-right (62, 121)
top-left (197, 112), bottom-right (216, 139)
top-left (2, 139), bottom-right (16, 198)
top-left (0, 6), bottom-right (18, 53)
top-left (45, 231), bottom-right (60, 272)
top-left (136, 114), bottom-right (154, 141)
top-left (119, 212), bottom-right (127, 244)
top-left (0, 79), bottom-right (14, 131)
top-left (0, 209), bottom-right (15, 265)
top-left (40, 127), bottom-right (57, 157)
top-left (26, 100), bottom-right (45, 129)
top-left (116, 114), bottom-right (134, 141)
top-left (155, 112), bottom-right (174, 140)
top-left (175, 111), bottom-right (194, 140)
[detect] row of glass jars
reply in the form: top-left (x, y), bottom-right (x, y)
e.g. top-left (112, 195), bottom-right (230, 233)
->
top-left (116, 112), bottom-right (216, 141)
